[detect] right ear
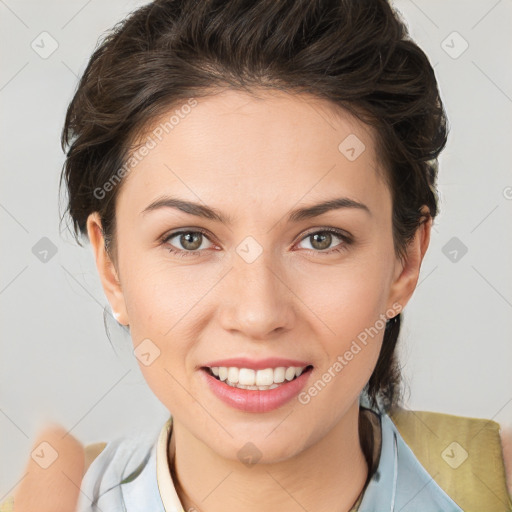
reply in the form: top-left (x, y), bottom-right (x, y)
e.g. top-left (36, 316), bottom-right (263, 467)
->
top-left (86, 212), bottom-right (129, 326)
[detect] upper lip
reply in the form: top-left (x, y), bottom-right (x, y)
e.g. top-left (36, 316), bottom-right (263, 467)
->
top-left (201, 357), bottom-right (313, 371)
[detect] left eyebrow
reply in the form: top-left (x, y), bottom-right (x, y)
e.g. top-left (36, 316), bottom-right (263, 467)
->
top-left (139, 195), bottom-right (371, 224)
top-left (287, 197), bottom-right (371, 222)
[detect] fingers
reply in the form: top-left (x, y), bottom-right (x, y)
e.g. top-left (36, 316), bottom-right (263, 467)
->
top-left (13, 423), bottom-right (85, 512)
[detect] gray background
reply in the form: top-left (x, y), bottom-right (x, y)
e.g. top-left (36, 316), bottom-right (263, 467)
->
top-left (1, 0), bottom-right (511, 498)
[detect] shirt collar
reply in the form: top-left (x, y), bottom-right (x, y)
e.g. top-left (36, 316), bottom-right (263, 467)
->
top-left (156, 416), bottom-right (185, 512)
top-left (155, 411), bottom-right (462, 512)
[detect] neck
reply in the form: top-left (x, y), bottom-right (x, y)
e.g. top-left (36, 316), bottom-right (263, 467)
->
top-left (168, 400), bottom-right (370, 512)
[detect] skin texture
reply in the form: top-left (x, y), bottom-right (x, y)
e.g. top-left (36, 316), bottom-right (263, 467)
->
top-left (502, 427), bottom-right (512, 497)
top-left (86, 89), bottom-right (431, 512)
top-left (12, 424), bottom-right (84, 512)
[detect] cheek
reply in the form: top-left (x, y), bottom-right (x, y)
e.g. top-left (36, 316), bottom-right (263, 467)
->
top-left (295, 270), bottom-right (388, 418)
top-left (295, 251), bottom-right (393, 338)
top-left (122, 255), bottom-right (203, 335)
top-left (292, 252), bottom-right (391, 396)
top-left (120, 254), bottom-right (218, 388)
top-left (122, 264), bottom-right (197, 413)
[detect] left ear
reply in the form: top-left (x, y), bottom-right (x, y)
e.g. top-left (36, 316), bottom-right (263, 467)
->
top-left (386, 206), bottom-right (432, 312)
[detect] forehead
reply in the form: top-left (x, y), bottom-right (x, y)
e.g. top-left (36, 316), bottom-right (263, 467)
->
top-left (117, 89), bottom-right (389, 220)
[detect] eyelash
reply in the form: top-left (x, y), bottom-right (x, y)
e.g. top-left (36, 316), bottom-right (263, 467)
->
top-left (160, 227), bottom-right (352, 258)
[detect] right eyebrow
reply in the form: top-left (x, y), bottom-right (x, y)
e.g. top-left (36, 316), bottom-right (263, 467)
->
top-left (140, 196), bottom-right (233, 224)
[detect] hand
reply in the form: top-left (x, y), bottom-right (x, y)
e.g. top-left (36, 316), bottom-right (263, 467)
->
top-left (13, 423), bottom-right (85, 512)
top-left (501, 425), bottom-right (512, 498)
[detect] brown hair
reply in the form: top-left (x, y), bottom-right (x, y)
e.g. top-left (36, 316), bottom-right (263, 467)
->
top-left (59, 0), bottom-right (448, 414)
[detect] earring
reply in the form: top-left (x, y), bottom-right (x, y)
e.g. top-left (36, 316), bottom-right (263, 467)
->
top-left (110, 304), bottom-right (121, 323)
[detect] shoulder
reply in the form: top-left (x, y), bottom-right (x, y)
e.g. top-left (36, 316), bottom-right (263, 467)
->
top-left (84, 441), bottom-right (108, 475)
top-left (77, 427), bottom-right (161, 511)
top-left (0, 496), bottom-right (13, 512)
top-left (389, 407), bottom-right (512, 511)
top-left (82, 430), bottom-right (154, 479)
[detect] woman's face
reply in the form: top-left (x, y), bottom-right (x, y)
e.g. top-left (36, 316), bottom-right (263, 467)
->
top-left (88, 89), bottom-right (428, 463)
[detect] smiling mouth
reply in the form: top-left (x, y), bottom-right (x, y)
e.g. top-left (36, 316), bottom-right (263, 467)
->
top-left (202, 365), bottom-right (314, 391)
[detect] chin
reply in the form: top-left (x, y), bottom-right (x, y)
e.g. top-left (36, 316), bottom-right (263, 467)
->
top-left (208, 426), bottom-right (311, 466)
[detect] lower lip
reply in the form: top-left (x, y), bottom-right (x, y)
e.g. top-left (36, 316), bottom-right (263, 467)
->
top-left (201, 367), bottom-right (313, 413)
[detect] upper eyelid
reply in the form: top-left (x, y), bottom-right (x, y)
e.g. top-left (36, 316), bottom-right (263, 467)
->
top-left (162, 227), bottom-right (351, 249)
top-left (162, 228), bottom-right (214, 248)
top-left (299, 227), bottom-right (350, 239)
top-left (162, 228), bottom-right (211, 243)
top-left (295, 228), bottom-right (350, 249)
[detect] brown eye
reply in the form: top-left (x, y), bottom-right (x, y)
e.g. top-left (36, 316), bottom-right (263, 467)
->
top-left (178, 232), bottom-right (203, 251)
top-left (162, 230), bottom-right (213, 255)
top-left (310, 232), bottom-right (333, 251)
top-left (296, 228), bottom-right (351, 255)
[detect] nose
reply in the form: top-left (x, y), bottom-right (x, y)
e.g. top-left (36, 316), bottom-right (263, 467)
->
top-left (218, 251), bottom-right (296, 340)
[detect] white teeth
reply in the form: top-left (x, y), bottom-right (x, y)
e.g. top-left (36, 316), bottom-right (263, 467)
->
top-left (285, 367), bottom-right (296, 381)
top-left (227, 367), bottom-right (239, 383)
top-left (218, 367), bottom-right (228, 381)
top-left (238, 368), bottom-right (255, 386)
top-left (208, 365), bottom-right (308, 389)
top-left (224, 381), bottom-right (282, 391)
top-left (256, 368), bottom-right (274, 386)
top-left (273, 367), bottom-right (285, 383)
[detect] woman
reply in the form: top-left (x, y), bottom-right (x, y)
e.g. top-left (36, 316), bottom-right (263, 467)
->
top-left (7, 0), bottom-right (511, 511)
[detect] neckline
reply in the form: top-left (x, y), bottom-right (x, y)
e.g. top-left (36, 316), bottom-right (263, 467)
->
top-left (156, 406), bottom-right (383, 512)
top-left (155, 416), bottom-right (183, 511)
top-left (350, 406), bottom-right (383, 510)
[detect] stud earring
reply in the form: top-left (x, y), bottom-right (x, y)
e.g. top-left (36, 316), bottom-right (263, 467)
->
top-left (110, 304), bottom-right (121, 323)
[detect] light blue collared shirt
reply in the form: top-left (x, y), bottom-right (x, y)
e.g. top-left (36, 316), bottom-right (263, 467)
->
top-left (77, 410), bottom-right (463, 512)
